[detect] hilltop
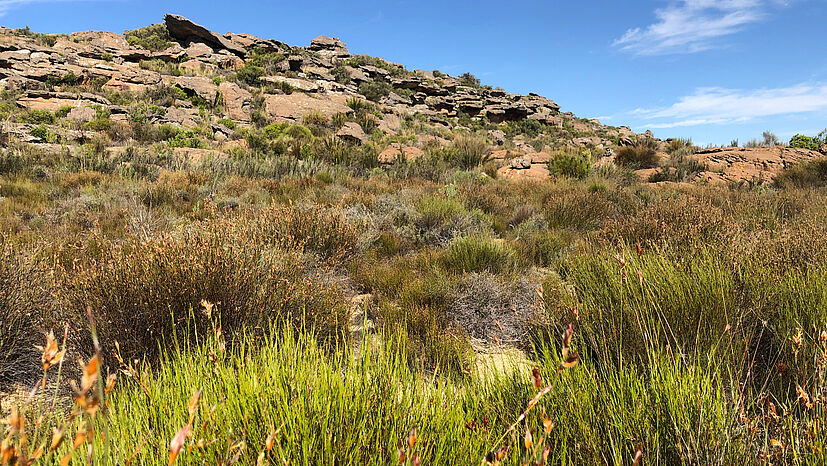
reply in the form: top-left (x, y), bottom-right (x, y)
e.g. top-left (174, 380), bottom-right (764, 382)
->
top-left (3, 14), bottom-right (822, 184)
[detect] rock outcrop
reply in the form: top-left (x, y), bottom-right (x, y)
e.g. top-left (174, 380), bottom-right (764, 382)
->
top-left (691, 147), bottom-right (824, 184)
top-left (163, 14), bottom-right (246, 57)
top-left (4, 14), bottom-right (813, 185)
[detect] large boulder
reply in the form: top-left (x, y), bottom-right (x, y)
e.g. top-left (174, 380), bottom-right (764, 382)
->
top-left (308, 35), bottom-right (349, 58)
top-left (163, 14), bottom-right (246, 57)
top-left (218, 81), bottom-right (252, 123)
top-left (171, 75), bottom-right (218, 104)
top-left (691, 147), bottom-right (825, 184)
top-left (336, 122), bottom-right (368, 144)
top-left (379, 144), bottom-right (423, 164)
top-left (263, 93), bottom-right (351, 122)
top-left (261, 75), bottom-right (320, 93)
top-left (16, 90), bottom-right (110, 112)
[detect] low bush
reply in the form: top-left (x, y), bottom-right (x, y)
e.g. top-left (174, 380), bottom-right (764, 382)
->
top-left (358, 80), bottom-right (393, 102)
top-left (65, 209), bottom-right (353, 364)
top-left (614, 140), bottom-right (659, 169)
top-left (449, 134), bottom-right (490, 169)
top-left (548, 150), bottom-right (590, 179)
top-left (442, 235), bottom-right (516, 274)
top-left (774, 158), bottom-right (827, 189)
top-left (0, 242), bottom-right (61, 388)
top-left (412, 195), bottom-right (489, 245)
top-left (18, 109), bottom-right (56, 125)
top-left (234, 63), bottom-right (265, 86)
top-left (124, 23), bottom-right (172, 51)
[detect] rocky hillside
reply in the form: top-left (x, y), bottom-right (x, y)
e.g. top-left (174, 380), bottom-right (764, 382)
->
top-left (1, 14), bottom-right (823, 183)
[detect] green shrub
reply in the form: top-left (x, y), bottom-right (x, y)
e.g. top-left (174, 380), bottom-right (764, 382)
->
top-left (30, 125), bottom-right (58, 143)
top-left (234, 63), bottom-right (265, 86)
top-left (548, 150), bottom-right (591, 179)
top-left (332, 65), bottom-right (351, 84)
top-left (450, 134), bottom-right (490, 169)
top-left (216, 118), bottom-right (237, 130)
top-left (86, 106), bottom-right (112, 132)
top-left (665, 138), bottom-right (697, 157)
top-left (358, 80), bottom-right (393, 102)
top-left (458, 72), bottom-right (481, 88)
top-left (774, 158), bottom-right (827, 188)
top-left (515, 230), bottom-right (571, 266)
top-left (303, 110), bottom-right (329, 127)
top-left (166, 127), bottom-right (204, 148)
top-left (346, 97), bottom-right (371, 115)
top-left (245, 50), bottom-right (286, 75)
top-left (789, 133), bottom-right (823, 151)
top-left (614, 140), bottom-right (658, 169)
top-left (54, 105), bottom-right (73, 119)
top-left (442, 235), bottom-right (516, 273)
top-left (18, 109), bottom-right (56, 125)
top-left (124, 23), bottom-right (172, 51)
top-left (648, 154), bottom-right (706, 183)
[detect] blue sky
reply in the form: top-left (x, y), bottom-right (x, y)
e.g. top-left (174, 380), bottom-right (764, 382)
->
top-left (2, 0), bottom-right (825, 145)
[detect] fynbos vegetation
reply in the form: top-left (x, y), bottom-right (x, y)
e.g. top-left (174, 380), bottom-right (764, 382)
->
top-left (1, 13), bottom-right (826, 466)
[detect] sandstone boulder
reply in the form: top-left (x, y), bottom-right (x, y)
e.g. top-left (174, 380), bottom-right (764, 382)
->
top-left (171, 75), bottom-right (218, 104)
top-left (336, 122), bottom-right (368, 144)
top-left (378, 144), bottom-right (424, 163)
top-left (16, 90), bottom-right (110, 112)
top-left (497, 163), bottom-right (550, 181)
top-left (163, 14), bottom-right (246, 57)
top-left (691, 147), bottom-right (824, 184)
top-left (164, 107), bottom-right (200, 127)
top-left (264, 93), bottom-right (351, 122)
top-left (261, 75), bottom-right (320, 93)
top-left (66, 106), bottom-right (96, 122)
top-left (309, 36), bottom-right (350, 58)
top-left (218, 81), bottom-right (252, 123)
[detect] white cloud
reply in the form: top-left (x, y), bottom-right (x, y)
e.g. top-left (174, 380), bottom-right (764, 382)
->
top-left (634, 83), bottom-right (827, 127)
top-left (613, 0), bottom-right (775, 55)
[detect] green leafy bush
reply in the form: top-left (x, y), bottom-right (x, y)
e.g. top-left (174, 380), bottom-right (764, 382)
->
top-left (358, 80), bottom-right (393, 102)
top-left (548, 150), bottom-right (591, 179)
top-left (458, 72), bottom-right (481, 88)
top-left (30, 125), bottom-right (58, 143)
top-left (234, 63), bottom-right (265, 86)
top-left (774, 158), bottom-right (827, 188)
top-left (789, 133), bottom-right (824, 151)
top-left (614, 138), bottom-right (659, 169)
top-left (166, 128), bottom-right (204, 148)
top-left (18, 109), bottom-right (56, 125)
top-left (124, 23), bottom-right (172, 51)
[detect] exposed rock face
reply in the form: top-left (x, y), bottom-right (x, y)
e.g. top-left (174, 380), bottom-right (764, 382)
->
top-left (170, 75), bottom-right (219, 104)
top-left (378, 144), bottom-right (424, 164)
top-left (308, 36), bottom-right (349, 58)
top-left (1, 14), bottom-right (717, 183)
top-left (218, 81), bottom-right (252, 122)
top-left (691, 147), bottom-right (825, 184)
top-left (66, 106), bottom-right (96, 122)
top-left (261, 75), bottom-right (320, 93)
top-left (163, 14), bottom-right (246, 57)
top-left (336, 122), bottom-right (368, 144)
top-left (16, 90), bottom-right (110, 111)
top-left (264, 93), bottom-right (351, 122)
